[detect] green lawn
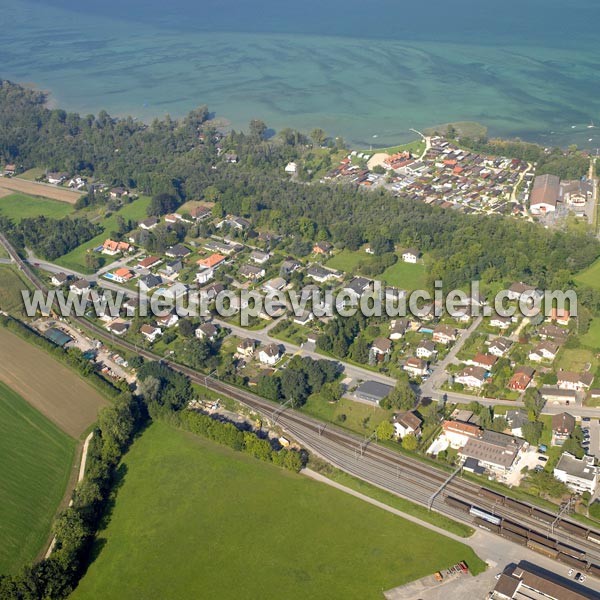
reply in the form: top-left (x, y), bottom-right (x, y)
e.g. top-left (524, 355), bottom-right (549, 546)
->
top-left (16, 168), bottom-right (45, 181)
top-left (556, 347), bottom-right (596, 373)
top-left (73, 422), bottom-right (484, 599)
top-left (380, 260), bottom-right (427, 290)
top-left (0, 382), bottom-right (76, 573)
top-left (581, 318), bottom-right (600, 350)
top-left (0, 266), bottom-right (34, 316)
top-left (575, 258), bottom-right (600, 291)
top-left (0, 193), bottom-right (73, 221)
top-left (55, 196), bottom-right (150, 272)
top-left (359, 139), bottom-right (425, 157)
top-left (325, 249), bottom-right (367, 272)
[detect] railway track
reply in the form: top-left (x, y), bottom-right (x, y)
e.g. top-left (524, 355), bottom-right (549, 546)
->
top-left (4, 233), bottom-right (600, 567)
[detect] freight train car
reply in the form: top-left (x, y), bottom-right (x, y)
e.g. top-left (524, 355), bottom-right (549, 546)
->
top-left (473, 516), bottom-right (501, 533)
top-left (444, 496), bottom-right (470, 512)
top-left (501, 529), bottom-right (527, 545)
top-left (557, 553), bottom-right (589, 570)
top-left (556, 519), bottom-right (589, 539)
top-left (527, 539), bottom-right (559, 559)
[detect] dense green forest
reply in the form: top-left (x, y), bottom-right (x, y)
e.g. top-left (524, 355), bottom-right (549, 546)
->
top-left (1, 80), bottom-right (599, 294)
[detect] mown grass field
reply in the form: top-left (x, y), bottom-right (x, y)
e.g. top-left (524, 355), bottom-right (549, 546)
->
top-left (325, 248), bottom-right (367, 272)
top-left (0, 328), bottom-right (108, 437)
top-left (0, 192), bottom-right (74, 221)
top-left (55, 196), bottom-right (151, 272)
top-left (581, 317), bottom-right (600, 350)
top-left (0, 381), bottom-right (76, 574)
top-left (575, 258), bottom-right (600, 291)
top-left (73, 423), bottom-right (484, 599)
top-left (0, 266), bottom-right (34, 316)
top-left (380, 260), bottom-right (427, 290)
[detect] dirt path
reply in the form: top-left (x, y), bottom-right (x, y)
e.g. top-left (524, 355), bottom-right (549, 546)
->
top-left (0, 328), bottom-right (108, 437)
top-left (0, 178), bottom-right (83, 204)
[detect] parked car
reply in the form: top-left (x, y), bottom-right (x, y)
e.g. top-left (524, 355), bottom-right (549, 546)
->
top-left (539, 456), bottom-right (548, 462)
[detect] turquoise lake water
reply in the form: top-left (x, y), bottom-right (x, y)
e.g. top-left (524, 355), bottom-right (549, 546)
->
top-left (3, 0), bottom-right (600, 148)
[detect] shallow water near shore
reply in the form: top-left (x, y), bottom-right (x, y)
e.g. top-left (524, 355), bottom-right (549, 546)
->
top-left (4, 0), bottom-right (600, 148)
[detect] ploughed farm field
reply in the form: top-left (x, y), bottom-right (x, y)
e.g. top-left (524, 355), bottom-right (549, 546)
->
top-left (0, 328), bottom-right (108, 437)
top-left (72, 422), bottom-right (484, 600)
top-left (0, 381), bottom-right (76, 573)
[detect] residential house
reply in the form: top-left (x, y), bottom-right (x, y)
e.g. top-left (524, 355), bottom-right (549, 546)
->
top-left (123, 298), bottom-right (138, 317)
top-left (392, 411), bottom-right (422, 439)
top-left (401, 248), bottom-right (420, 263)
top-left (455, 366), bottom-right (487, 389)
top-left (110, 268), bottom-right (134, 284)
top-left (557, 370), bottom-right (593, 392)
top-left (538, 324), bottom-right (568, 341)
top-left (528, 341), bottom-right (559, 362)
top-left (554, 453), bottom-right (598, 495)
top-left (140, 324), bottom-right (162, 343)
top-left (432, 324), bottom-right (457, 345)
top-left (157, 313), bottom-right (179, 328)
top-left (250, 250), bottom-right (270, 265)
top-left (200, 282), bottom-right (225, 302)
top-left (139, 273), bottom-right (162, 291)
top-left (505, 410), bottom-right (529, 438)
top-left (190, 205), bottom-right (211, 221)
top-left (442, 420), bottom-right (481, 449)
top-left (109, 186), bottom-right (128, 199)
top-left (548, 307), bottom-right (570, 326)
top-left (47, 172), bottom-right (69, 185)
top-left (216, 215), bottom-right (250, 231)
top-left (70, 279), bottom-right (91, 296)
top-left (139, 217), bottom-right (159, 230)
top-left (165, 244), bottom-right (191, 259)
top-left (102, 239), bottom-right (131, 255)
top-left (106, 320), bottom-right (129, 336)
top-left (258, 343), bottom-right (282, 365)
top-left (403, 357), bottom-right (428, 377)
top-left (280, 258), bottom-right (301, 277)
top-left (3, 164), bottom-right (16, 175)
top-left (293, 310), bottom-right (313, 326)
top-left (370, 337), bottom-right (392, 361)
top-left (507, 281), bottom-right (539, 301)
top-left (552, 412), bottom-right (576, 445)
top-left (508, 366), bottom-right (535, 392)
top-left (195, 322), bottom-right (218, 341)
top-left (264, 277), bottom-right (287, 293)
top-left (469, 353), bottom-right (497, 371)
top-left (285, 162), bottom-right (297, 174)
top-left (239, 264), bottom-right (266, 281)
top-left (389, 318), bottom-right (409, 340)
top-left (490, 315), bottom-right (512, 330)
top-left (164, 259), bottom-right (183, 278)
top-left (416, 340), bottom-right (437, 360)
top-left (197, 253), bottom-right (226, 269)
top-left (236, 338), bottom-right (257, 357)
top-left (51, 272), bottom-right (70, 286)
top-left (312, 241), bottom-right (333, 255)
top-left (138, 255), bottom-right (162, 269)
top-left (306, 265), bottom-right (342, 283)
top-left (195, 268), bottom-right (214, 285)
top-left (488, 337), bottom-right (512, 357)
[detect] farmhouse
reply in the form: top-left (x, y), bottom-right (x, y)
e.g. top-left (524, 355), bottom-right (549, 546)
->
top-left (557, 370), bottom-right (593, 391)
top-left (540, 387), bottom-right (577, 404)
top-left (529, 173), bottom-right (559, 214)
